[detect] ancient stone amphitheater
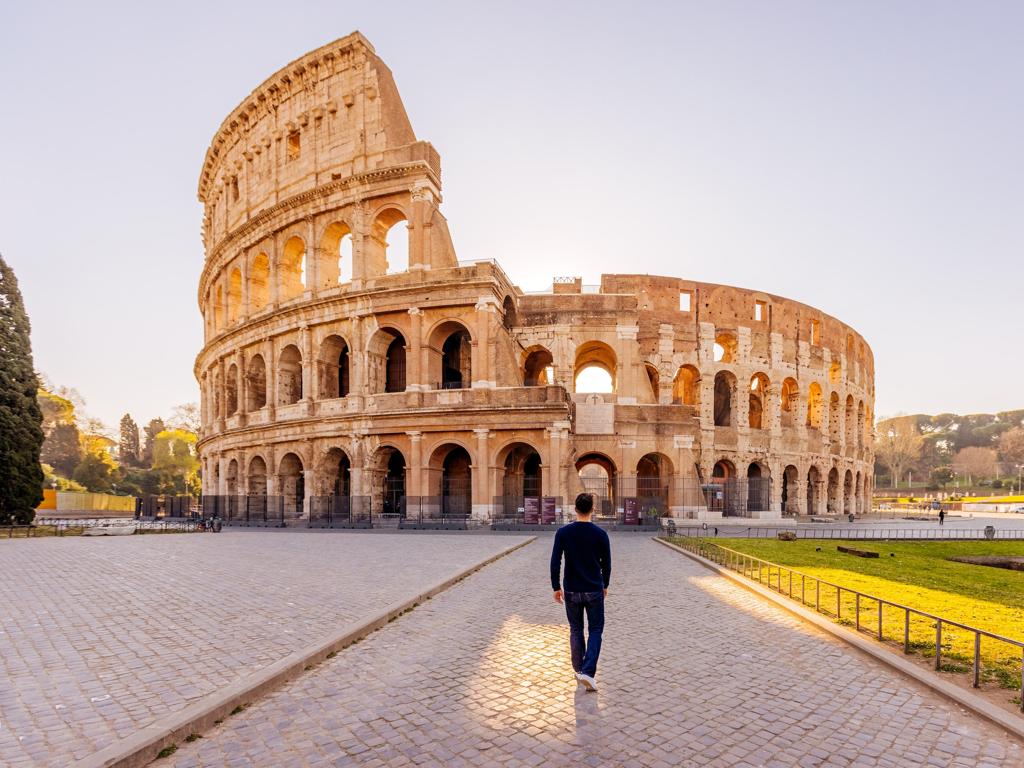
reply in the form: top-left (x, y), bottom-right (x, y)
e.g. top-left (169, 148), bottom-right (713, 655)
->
top-left (196, 33), bottom-right (874, 526)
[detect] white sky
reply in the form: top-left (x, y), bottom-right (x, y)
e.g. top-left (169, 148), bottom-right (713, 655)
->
top-left (2, 1), bottom-right (1022, 428)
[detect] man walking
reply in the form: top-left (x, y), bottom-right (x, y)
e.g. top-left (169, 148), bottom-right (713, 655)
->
top-left (550, 493), bottom-right (611, 692)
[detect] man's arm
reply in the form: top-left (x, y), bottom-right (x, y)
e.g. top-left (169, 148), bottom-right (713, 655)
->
top-left (550, 530), bottom-right (564, 593)
top-left (600, 532), bottom-right (612, 589)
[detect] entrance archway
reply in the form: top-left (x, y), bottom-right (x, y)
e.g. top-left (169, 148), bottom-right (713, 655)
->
top-left (576, 453), bottom-right (616, 518)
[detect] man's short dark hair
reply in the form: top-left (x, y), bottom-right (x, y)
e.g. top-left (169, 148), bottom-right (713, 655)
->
top-left (575, 493), bottom-right (594, 514)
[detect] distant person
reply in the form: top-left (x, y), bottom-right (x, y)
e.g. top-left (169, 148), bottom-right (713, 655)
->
top-left (550, 493), bottom-right (611, 692)
top-left (939, 508), bottom-right (945, 526)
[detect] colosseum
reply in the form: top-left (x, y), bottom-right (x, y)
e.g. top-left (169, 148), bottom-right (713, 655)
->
top-left (196, 32), bottom-right (875, 526)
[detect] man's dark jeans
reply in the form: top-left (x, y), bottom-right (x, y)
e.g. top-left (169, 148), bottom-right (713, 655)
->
top-left (564, 590), bottom-right (604, 678)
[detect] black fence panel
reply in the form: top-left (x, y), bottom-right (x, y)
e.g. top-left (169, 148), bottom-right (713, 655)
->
top-left (308, 496), bottom-right (372, 528)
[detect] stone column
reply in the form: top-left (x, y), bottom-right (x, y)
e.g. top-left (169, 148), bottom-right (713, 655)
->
top-left (236, 349), bottom-right (248, 418)
top-left (406, 431), bottom-right (423, 497)
top-left (473, 299), bottom-right (496, 388)
top-left (793, 479), bottom-right (808, 515)
top-left (407, 308), bottom-right (423, 390)
top-left (616, 325), bottom-right (639, 403)
top-left (300, 325), bottom-right (314, 408)
top-left (305, 216), bottom-right (319, 298)
top-left (302, 467), bottom-right (316, 520)
top-left (473, 428), bottom-right (490, 519)
top-left (264, 337), bottom-right (277, 419)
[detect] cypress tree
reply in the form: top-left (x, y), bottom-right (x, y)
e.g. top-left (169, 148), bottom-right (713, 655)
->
top-left (0, 255), bottom-right (44, 524)
top-left (119, 413), bottom-right (140, 466)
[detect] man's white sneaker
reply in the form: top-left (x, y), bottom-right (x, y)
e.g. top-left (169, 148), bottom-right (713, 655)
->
top-left (578, 674), bottom-right (598, 692)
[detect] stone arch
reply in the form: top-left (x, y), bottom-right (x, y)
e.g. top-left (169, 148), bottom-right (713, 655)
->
top-left (249, 252), bottom-right (270, 311)
top-left (368, 206), bottom-right (409, 275)
top-left (523, 345), bottom-right (554, 386)
top-left (780, 377), bottom-right (798, 428)
top-left (247, 455), bottom-right (268, 496)
top-left (367, 327), bottom-right (406, 394)
top-left (427, 319), bottom-right (472, 389)
top-left (749, 372), bottom-right (770, 430)
top-left (227, 267), bottom-right (242, 325)
top-left (845, 394), bottom-right (856, 450)
top-left (496, 441), bottom-right (543, 506)
top-left (781, 464), bottom-right (800, 515)
top-left (317, 446), bottom-right (352, 497)
top-left (636, 452), bottom-right (672, 514)
top-left (713, 370), bottom-right (737, 427)
top-left (747, 462), bottom-right (770, 512)
top-left (576, 452), bottom-right (617, 515)
top-left (370, 445), bottom-right (406, 516)
top-left (502, 295), bottom-right (517, 330)
top-left (319, 220), bottom-right (353, 287)
top-left (714, 332), bottom-right (737, 363)
top-left (277, 452), bottom-right (305, 519)
top-left (574, 341), bottom-right (617, 393)
top-left (806, 381), bottom-right (824, 430)
top-left (827, 466), bottom-right (840, 515)
top-left (807, 464), bottom-right (823, 516)
top-left (279, 236), bottom-right (306, 301)
top-left (318, 334), bottom-right (350, 399)
top-left (226, 363), bottom-right (239, 415)
top-left (246, 353), bottom-right (267, 410)
top-left (225, 459), bottom-right (239, 496)
top-left (644, 363), bottom-right (660, 403)
top-left (844, 468), bottom-right (854, 515)
top-left (277, 344), bottom-right (303, 405)
top-left (673, 364), bottom-right (700, 406)
top-left (427, 442), bottom-right (473, 518)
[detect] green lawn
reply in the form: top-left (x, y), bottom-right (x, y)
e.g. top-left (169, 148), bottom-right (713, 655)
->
top-left (666, 537), bottom-right (1024, 688)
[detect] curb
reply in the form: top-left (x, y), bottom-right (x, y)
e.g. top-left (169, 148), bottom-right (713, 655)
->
top-left (78, 536), bottom-right (536, 768)
top-left (653, 537), bottom-right (1024, 743)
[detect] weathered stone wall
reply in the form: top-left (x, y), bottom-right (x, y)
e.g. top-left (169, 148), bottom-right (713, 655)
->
top-left (195, 34), bottom-right (874, 521)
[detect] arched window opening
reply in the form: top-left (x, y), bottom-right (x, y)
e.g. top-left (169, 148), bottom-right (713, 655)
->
top-left (318, 335), bottom-right (350, 399)
top-left (829, 391), bottom-right (841, 447)
top-left (320, 222), bottom-right (354, 287)
top-left (227, 268), bottom-right (242, 325)
top-left (574, 341), bottom-right (617, 393)
top-left (278, 453), bottom-right (305, 519)
top-left (713, 333), bottom-right (737, 363)
top-left (370, 209), bottom-right (409, 275)
top-left (502, 296), bottom-right (517, 330)
top-left (857, 401), bottom-right (866, 452)
top-left (780, 378), bottom-right (798, 428)
top-left (249, 253), bottom-right (270, 311)
top-left (319, 448), bottom-right (351, 502)
top-left (827, 467), bottom-right (840, 515)
top-left (214, 285), bottom-right (225, 331)
top-left (246, 354), bottom-right (267, 410)
top-left (807, 466), bottom-right (821, 516)
top-left (247, 456), bottom-right (268, 496)
top-left (280, 236), bottom-right (306, 301)
top-left (523, 348), bottom-right (554, 386)
top-left (645, 364), bottom-right (660, 402)
top-left (226, 364), bottom-right (239, 415)
top-left (749, 373), bottom-right (769, 430)
top-left (368, 328), bottom-right (406, 394)
top-left (441, 446), bottom-right (472, 518)
top-left (843, 469), bottom-right (854, 515)
top-left (673, 365), bottom-right (700, 406)
top-left (806, 382), bottom-right (824, 430)
top-left (713, 371), bottom-right (735, 427)
top-left (782, 465), bottom-right (799, 516)
top-left (845, 394), bottom-right (856, 448)
top-left (747, 463), bottom-right (769, 512)
top-left (441, 329), bottom-right (472, 389)
top-left (278, 344), bottom-right (303, 405)
top-left (636, 453), bottom-right (671, 514)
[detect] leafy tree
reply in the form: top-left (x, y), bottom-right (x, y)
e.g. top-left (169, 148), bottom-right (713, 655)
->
top-left (0, 255), bottom-right (44, 524)
top-left (998, 427), bottom-right (1024, 469)
top-left (953, 446), bottom-right (998, 482)
top-left (42, 463), bottom-right (86, 492)
top-left (41, 421), bottom-right (82, 477)
top-left (168, 403), bottom-right (200, 434)
top-left (72, 452), bottom-right (116, 493)
top-left (37, 387), bottom-right (75, 433)
top-left (152, 429), bottom-right (200, 495)
top-left (141, 418), bottom-right (166, 467)
top-left (118, 414), bottom-right (140, 466)
top-left (874, 416), bottom-right (922, 488)
top-left (929, 466), bottom-right (953, 489)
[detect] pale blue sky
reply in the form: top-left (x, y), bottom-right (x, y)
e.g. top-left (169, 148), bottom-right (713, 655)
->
top-left (2, 1), bottom-right (1021, 429)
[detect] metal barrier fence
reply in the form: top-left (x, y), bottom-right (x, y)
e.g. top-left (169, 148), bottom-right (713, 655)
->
top-left (308, 496), bottom-right (372, 528)
top-left (670, 537), bottom-right (1024, 711)
top-left (200, 496), bottom-right (297, 527)
top-left (667, 526), bottom-right (1024, 541)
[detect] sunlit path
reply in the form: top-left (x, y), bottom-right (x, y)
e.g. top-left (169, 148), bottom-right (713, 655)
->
top-left (167, 536), bottom-right (1022, 767)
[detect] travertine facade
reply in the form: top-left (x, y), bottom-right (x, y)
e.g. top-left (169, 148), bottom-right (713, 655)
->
top-left (196, 33), bottom-right (874, 521)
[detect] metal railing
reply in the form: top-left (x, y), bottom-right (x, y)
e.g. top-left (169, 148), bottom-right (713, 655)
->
top-left (667, 526), bottom-right (1024, 541)
top-left (670, 537), bottom-right (1024, 711)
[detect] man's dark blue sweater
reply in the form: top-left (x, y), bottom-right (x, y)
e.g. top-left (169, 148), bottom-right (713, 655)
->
top-left (550, 521), bottom-right (612, 593)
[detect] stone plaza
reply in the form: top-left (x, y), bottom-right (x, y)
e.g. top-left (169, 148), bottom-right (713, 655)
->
top-left (1, 531), bottom-right (1021, 767)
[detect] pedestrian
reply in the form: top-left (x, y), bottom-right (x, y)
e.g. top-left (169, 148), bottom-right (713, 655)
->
top-left (939, 507), bottom-right (945, 526)
top-left (550, 493), bottom-right (611, 692)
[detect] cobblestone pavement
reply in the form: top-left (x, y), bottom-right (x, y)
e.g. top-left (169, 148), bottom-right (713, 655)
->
top-left (167, 536), bottom-right (1023, 768)
top-left (0, 531), bottom-right (529, 767)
